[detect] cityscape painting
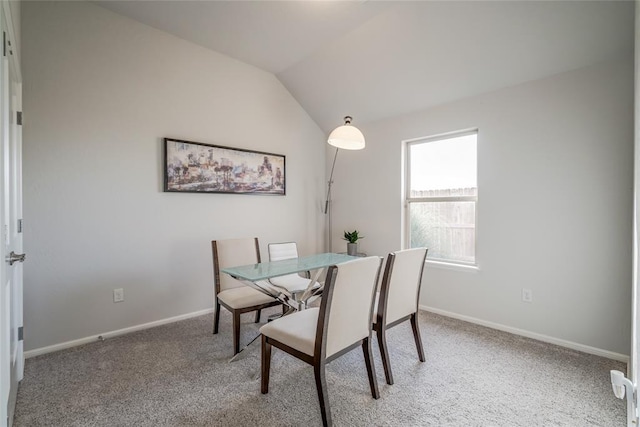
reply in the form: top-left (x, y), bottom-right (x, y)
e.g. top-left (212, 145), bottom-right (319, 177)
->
top-left (163, 138), bottom-right (285, 195)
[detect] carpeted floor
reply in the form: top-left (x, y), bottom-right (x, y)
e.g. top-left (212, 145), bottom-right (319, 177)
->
top-left (13, 309), bottom-right (625, 426)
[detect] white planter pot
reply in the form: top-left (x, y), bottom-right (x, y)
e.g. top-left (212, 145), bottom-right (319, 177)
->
top-left (347, 243), bottom-right (358, 256)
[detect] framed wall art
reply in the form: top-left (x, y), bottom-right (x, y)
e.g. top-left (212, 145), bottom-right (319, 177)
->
top-left (163, 138), bottom-right (286, 195)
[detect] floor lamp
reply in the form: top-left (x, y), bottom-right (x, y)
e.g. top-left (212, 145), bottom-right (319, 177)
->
top-left (324, 116), bottom-right (366, 252)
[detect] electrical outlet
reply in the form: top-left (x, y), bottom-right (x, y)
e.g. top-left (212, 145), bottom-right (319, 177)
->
top-left (522, 288), bottom-right (533, 303)
top-left (113, 288), bottom-right (124, 303)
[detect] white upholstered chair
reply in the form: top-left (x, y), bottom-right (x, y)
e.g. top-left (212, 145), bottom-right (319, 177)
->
top-left (267, 242), bottom-right (313, 294)
top-left (373, 247), bottom-right (428, 385)
top-left (260, 256), bottom-right (382, 427)
top-left (212, 238), bottom-right (281, 355)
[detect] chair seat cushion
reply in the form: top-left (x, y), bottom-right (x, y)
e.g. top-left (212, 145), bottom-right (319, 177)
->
top-left (269, 274), bottom-right (316, 293)
top-left (260, 307), bottom-right (319, 356)
top-left (218, 286), bottom-right (277, 309)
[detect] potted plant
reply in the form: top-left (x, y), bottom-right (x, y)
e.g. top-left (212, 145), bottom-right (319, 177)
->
top-left (343, 230), bottom-right (364, 256)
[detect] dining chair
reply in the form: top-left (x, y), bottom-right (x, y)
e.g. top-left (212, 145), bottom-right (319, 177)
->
top-left (267, 242), bottom-right (314, 294)
top-left (373, 247), bottom-right (428, 385)
top-left (212, 237), bottom-right (282, 355)
top-left (260, 256), bottom-right (382, 427)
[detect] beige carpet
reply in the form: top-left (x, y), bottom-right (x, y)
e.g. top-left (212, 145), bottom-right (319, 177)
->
top-left (14, 309), bottom-right (625, 426)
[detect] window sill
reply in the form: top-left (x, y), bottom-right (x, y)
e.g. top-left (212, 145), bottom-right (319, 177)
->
top-left (425, 260), bottom-right (479, 273)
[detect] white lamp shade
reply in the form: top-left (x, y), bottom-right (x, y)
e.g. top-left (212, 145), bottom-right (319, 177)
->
top-left (327, 124), bottom-right (365, 150)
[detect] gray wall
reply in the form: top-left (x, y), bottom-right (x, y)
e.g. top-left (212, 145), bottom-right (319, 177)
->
top-left (330, 58), bottom-right (634, 356)
top-left (22, 1), bottom-right (326, 351)
top-left (22, 0), bottom-right (634, 357)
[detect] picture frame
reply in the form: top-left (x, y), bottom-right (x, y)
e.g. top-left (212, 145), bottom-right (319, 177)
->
top-left (163, 138), bottom-right (286, 195)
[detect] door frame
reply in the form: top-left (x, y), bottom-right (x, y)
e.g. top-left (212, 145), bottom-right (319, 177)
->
top-left (0, 1), bottom-right (21, 425)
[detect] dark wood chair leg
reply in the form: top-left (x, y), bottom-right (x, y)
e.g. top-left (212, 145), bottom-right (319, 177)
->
top-left (255, 309), bottom-right (261, 323)
top-left (314, 362), bottom-right (331, 427)
top-left (376, 324), bottom-right (394, 385)
top-left (233, 310), bottom-right (241, 355)
top-left (362, 337), bottom-right (380, 399)
top-left (261, 335), bottom-right (271, 394)
top-left (410, 312), bottom-right (425, 362)
top-left (213, 300), bottom-right (221, 334)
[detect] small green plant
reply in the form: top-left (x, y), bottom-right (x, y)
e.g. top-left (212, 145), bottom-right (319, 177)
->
top-left (343, 230), bottom-right (364, 244)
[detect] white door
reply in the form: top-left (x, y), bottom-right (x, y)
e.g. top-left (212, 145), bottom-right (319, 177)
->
top-left (0, 2), bottom-right (23, 425)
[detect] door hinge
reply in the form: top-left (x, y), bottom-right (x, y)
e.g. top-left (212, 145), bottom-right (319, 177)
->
top-left (17, 219), bottom-right (22, 233)
top-left (17, 111), bottom-right (22, 126)
top-left (18, 326), bottom-right (23, 341)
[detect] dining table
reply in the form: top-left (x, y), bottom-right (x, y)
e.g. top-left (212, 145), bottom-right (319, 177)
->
top-left (221, 252), bottom-right (358, 361)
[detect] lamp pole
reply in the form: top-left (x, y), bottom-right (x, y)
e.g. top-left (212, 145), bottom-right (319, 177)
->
top-left (324, 147), bottom-right (339, 252)
top-left (324, 115), bottom-right (365, 253)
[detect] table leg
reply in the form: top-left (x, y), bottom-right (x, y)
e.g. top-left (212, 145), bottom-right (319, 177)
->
top-left (228, 306), bottom-right (295, 363)
top-left (229, 331), bottom-right (262, 363)
top-left (226, 269), bottom-right (325, 363)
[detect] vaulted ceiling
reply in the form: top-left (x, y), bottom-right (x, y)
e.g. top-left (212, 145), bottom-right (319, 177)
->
top-left (95, 0), bottom-right (634, 132)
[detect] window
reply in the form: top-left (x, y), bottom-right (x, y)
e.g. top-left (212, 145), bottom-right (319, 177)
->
top-left (405, 130), bottom-right (477, 265)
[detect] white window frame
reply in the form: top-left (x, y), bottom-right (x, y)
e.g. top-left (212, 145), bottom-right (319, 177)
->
top-left (404, 128), bottom-right (478, 268)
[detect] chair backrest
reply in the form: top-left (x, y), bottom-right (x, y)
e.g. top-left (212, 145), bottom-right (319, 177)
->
top-left (378, 248), bottom-right (428, 325)
top-left (268, 242), bottom-right (299, 262)
top-left (212, 238), bottom-right (261, 293)
top-left (317, 256), bottom-right (382, 358)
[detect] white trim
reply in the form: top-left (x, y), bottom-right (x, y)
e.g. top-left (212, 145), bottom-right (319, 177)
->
top-left (425, 259), bottom-right (479, 272)
top-left (408, 196), bottom-right (477, 203)
top-left (24, 308), bottom-right (215, 359)
top-left (25, 304), bottom-right (627, 363)
top-left (420, 305), bottom-right (629, 363)
top-left (403, 127), bottom-right (479, 145)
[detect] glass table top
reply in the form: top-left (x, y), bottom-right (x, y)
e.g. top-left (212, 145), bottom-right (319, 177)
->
top-left (221, 252), bottom-right (358, 281)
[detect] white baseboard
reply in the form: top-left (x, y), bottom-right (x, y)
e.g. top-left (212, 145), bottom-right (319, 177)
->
top-left (26, 305), bottom-right (629, 364)
top-left (420, 305), bottom-right (629, 364)
top-left (24, 308), bottom-right (215, 359)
